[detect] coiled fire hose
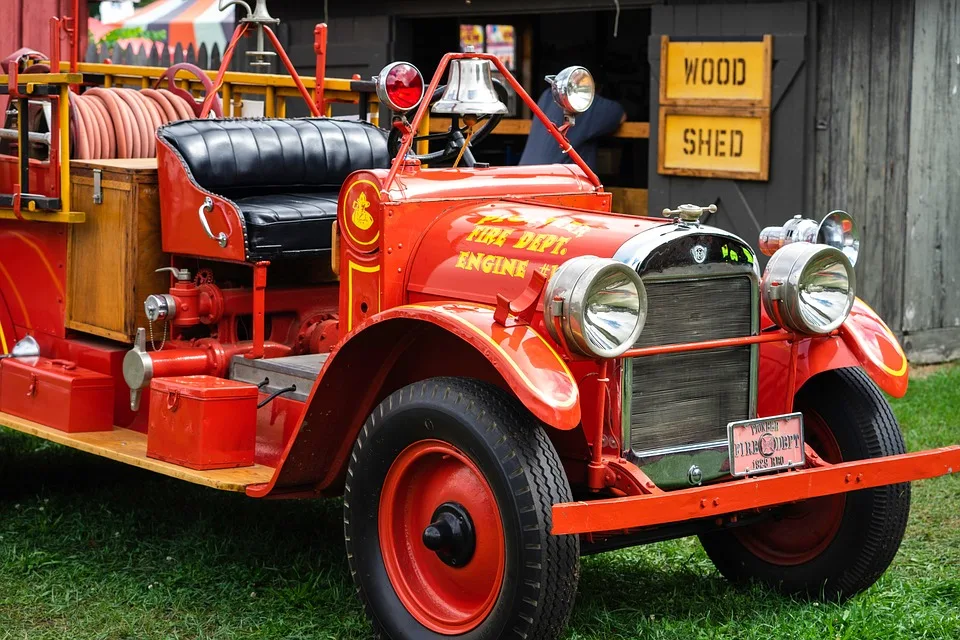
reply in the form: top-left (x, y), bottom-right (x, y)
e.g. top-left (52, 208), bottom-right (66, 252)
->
top-left (67, 63), bottom-right (224, 160)
top-left (69, 87), bottom-right (196, 159)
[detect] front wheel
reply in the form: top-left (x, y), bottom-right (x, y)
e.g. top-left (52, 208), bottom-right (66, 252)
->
top-left (344, 377), bottom-right (580, 639)
top-left (700, 367), bottom-right (911, 600)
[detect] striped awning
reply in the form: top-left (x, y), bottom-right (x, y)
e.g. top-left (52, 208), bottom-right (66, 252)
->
top-left (108, 0), bottom-right (235, 55)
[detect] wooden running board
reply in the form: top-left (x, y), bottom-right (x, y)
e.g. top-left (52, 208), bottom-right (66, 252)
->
top-left (0, 411), bottom-right (275, 492)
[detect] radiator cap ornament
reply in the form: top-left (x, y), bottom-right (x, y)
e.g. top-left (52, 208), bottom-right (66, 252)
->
top-left (663, 203), bottom-right (717, 224)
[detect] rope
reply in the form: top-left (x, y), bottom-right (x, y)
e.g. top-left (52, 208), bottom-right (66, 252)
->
top-left (452, 125), bottom-right (475, 169)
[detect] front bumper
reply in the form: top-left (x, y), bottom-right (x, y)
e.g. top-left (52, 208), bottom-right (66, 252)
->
top-left (551, 445), bottom-right (960, 535)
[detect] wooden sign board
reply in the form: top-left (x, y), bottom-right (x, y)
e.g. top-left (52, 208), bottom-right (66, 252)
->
top-left (657, 106), bottom-right (770, 181)
top-left (660, 35), bottom-right (772, 107)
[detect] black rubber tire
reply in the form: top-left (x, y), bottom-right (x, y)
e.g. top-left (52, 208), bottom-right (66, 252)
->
top-left (344, 377), bottom-right (580, 640)
top-left (700, 367), bottom-right (911, 601)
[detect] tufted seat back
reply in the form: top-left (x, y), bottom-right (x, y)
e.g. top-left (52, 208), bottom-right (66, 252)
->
top-left (158, 118), bottom-right (391, 198)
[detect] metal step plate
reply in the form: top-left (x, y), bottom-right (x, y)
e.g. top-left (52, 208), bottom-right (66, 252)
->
top-left (229, 353), bottom-right (329, 403)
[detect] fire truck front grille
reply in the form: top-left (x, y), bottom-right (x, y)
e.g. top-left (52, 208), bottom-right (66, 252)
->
top-left (627, 276), bottom-right (753, 455)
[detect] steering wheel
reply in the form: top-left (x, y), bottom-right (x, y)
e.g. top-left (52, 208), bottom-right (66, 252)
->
top-left (387, 80), bottom-right (508, 167)
top-left (154, 63), bottom-right (223, 118)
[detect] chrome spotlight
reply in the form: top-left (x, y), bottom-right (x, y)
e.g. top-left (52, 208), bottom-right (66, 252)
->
top-left (546, 66), bottom-right (595, 115)
top-left (759, 211), bottom-right (860, 266)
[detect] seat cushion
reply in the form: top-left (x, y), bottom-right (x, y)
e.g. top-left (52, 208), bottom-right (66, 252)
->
top-left (234, 192), bottom-right (339, 259)
top-left (159, 118), bottom-right (391, 194)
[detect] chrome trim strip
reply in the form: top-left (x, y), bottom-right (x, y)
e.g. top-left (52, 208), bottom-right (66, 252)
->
top-left (629, 438), bottom-right (728, 460)
top-left (614, 222), bottom-right (761, 279)
top-left (621, 361), bottom-right (633, 451)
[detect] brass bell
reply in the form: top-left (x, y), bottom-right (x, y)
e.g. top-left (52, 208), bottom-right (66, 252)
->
top-left (432, 58), bottom-right (507, 116)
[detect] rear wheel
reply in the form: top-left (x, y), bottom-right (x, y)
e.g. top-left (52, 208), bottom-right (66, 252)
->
top-left (344, 377), bottom-right (580, 639)
top-left (700, 367), bottom-right (911, 600)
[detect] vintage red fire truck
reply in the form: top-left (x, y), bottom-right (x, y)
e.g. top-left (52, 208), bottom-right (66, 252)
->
top-left (1, 3), bottom-right (958, 639)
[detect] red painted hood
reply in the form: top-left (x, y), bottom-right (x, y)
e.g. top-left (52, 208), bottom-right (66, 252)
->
top-left (405, 199), bottom-right (666, 306)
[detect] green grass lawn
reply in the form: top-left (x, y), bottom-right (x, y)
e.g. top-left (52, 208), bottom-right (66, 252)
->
top-left (1, 365), bottom-right (958, 639)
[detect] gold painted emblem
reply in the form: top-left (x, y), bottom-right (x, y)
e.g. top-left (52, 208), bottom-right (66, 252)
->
top-left (351, 192), bottom-right (374, 231)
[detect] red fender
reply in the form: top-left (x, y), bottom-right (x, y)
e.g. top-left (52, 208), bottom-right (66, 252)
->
top-left (248, 301), bottom-right (580, 498)
top-left (759, 298), bottom-right (909, 416)
top-left (838, 299), bottom-right (909, 397)
top-left (402, 302), bottom-right (580, 427)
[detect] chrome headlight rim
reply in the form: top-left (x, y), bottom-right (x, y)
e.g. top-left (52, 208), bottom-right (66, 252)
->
top-left (761, 243), bottom-right (856, 335)
top-left (544, 256), bottom-right (647, 359)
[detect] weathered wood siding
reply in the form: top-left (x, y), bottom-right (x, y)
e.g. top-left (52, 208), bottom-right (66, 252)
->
top-left (812, 0), bottom-right (914, 336)
top-left (902, 0), bottom-right (960, 362)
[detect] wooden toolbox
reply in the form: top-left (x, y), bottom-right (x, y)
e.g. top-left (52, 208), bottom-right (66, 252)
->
top-left (66, 159), bottom-right (169, 343)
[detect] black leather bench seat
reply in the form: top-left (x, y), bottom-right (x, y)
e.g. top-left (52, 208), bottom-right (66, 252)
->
top-left (234, 192), bottom-right (340, 256)
top-left (158, 118), bottom-right (391, 261)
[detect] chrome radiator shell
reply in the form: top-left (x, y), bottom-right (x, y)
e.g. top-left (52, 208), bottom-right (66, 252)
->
top-left (614, 224), bottom-right (760, 487)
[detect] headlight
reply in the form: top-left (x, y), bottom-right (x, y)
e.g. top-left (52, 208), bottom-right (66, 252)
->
top-left (544, 256), bottom-right (647, 358)
top-left (546, 66), bottom-right (595, 114)
top-left (761, 243), bottom-right (856, 334)
top-left (759, 210), bottom-right (860, 266)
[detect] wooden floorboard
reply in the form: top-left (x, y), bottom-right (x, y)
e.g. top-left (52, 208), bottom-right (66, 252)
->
top-left (0, 411), bottom-right (274, 492)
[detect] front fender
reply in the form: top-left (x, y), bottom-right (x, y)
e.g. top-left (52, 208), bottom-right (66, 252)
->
top-left (759, 297), bottom-right (908, 416)
top-left (837, 298), bottom-right (908, 397)
top-left (247, 302), bottom-right (579, 498)
top-left (402, 302), bottom-right (580, 428)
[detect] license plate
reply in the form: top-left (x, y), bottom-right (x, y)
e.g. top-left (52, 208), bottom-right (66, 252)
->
top-left (728, 413), bottom-right (805, 477)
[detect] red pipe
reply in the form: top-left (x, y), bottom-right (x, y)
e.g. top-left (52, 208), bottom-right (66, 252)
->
top-left (200, 23), bottom-right (249, 119)
top-left (247, 261), bottom-right (270, 359)
top-left (264, 26), bottom-right (321, 117)
top-left (785, 339), bottom-right (799, 413)
top-left (72, 0), bottom-right (80, 70)
top-left (149, 349), bottom-right (214, 379)
top-left (313, 24), bottom-right (328, 114)
top-left (586, 359), bottom-right (610, 490)
top-left (622, 331), bottom-right (798, 359)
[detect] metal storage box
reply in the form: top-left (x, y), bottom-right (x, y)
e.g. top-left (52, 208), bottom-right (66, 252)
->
top-left (0, 357), bottom-right (114, 432)
top-left (147, 375), bottom-right (258, 470)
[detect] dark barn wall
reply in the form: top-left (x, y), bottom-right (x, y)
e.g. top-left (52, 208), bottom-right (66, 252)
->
top-left (812, 0), bottom-right (915, 337)
top-left (902, 0), bottom-right (960, 362)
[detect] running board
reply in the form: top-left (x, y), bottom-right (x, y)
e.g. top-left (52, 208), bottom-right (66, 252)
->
top-left (552, 446), bottom-right (960, 535)
top-left (0, 411), bottom-right (275, 492)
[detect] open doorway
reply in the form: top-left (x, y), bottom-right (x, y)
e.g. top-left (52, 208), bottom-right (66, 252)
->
top-left (394, 8), bottom-right (651, 213)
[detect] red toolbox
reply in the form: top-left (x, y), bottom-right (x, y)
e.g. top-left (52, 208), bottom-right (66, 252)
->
top-left (0, 357), bottom-right (114, 432)
top-left (147, 376), bottom-right (258, 470)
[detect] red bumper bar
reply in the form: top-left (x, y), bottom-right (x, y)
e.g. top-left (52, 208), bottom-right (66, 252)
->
top-left (552, 446), bottom-right (960, 535)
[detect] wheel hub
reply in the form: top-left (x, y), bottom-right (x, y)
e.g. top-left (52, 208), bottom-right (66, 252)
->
top-left (422, 502), bottom-right (476, 568)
